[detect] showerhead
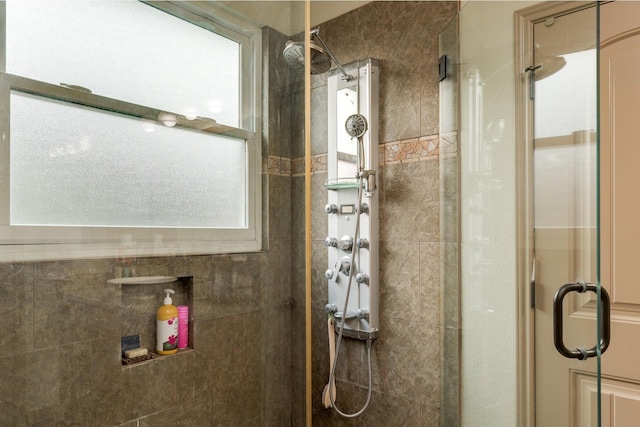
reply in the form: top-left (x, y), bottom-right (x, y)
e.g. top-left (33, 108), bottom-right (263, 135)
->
top-left (535, 56), bottom-right (566, 80)
top-left (283, 29), bottom-right (353, 80)
top-left (283, 39), bottom-right (332, 74)
top-left (345, 114), bottom-right (368, 139)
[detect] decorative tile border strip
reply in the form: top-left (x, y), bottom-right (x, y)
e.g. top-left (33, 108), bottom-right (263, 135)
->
top-left (440, 131), bottom-right (458, 155)
top-left (382, 135), bottom-right (439, 165)
top-left (272, 132), bottom-right (458, 176)
top-left (264, 155), bottom-right (291, 176)
top-left (291, 154), bottom-right (327, 177)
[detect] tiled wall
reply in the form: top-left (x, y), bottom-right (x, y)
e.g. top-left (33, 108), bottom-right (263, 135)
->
top-left (0, 26), bottom-right (297, 427)
top-left (290, 2), bottom-right (459, 426)
top-left (0, 3), bottom-right (460, 425)
top-left (0, 252), bottom-right (294, 427)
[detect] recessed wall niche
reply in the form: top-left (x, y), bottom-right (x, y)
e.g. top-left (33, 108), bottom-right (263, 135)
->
top-left (108, 275), bottom-right (194, 366)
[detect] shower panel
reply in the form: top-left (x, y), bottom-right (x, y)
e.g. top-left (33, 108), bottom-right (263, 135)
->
top-left (324, 58), bottom-right (379, 341)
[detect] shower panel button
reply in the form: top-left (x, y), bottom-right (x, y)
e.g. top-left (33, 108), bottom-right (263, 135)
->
top-left (336, 257), bottom-right (352, 276)
top-left (336, 235), bottom-right (354, 252)
top-left (356, 238), bottom-right (369, 249)
top-left (358, 203), bottom-right (369, 214)
top-left (355, 273), bottom-right (369, 285)
top-left (324, 237), bottom-right (338, 247)
top-left (325, 203), bottom-right (338, 214)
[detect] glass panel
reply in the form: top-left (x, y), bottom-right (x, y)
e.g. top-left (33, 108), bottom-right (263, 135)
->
top-left (459, 2), bottom-right (600, 426)
top-left (6, 0), bottom-right (240, 127)
top-left (439, 13), bottom-right (459, 427)
top-left (596, 6), bottom-right (602, 425)
top-left (458, 3), bottom-right (523, 425)
top-left (10, 91), bottom-right (246, 228)
top-left (533, 4), bottom-right (600, 427)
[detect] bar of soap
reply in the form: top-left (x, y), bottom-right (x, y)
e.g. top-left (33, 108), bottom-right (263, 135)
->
top-left (125, 348), bottom-right (148, 358)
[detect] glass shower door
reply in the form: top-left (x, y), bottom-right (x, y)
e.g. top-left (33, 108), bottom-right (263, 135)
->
top-left (532, 3), bottom-right (607, 426)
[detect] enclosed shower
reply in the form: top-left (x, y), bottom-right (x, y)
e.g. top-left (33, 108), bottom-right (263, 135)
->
top-left (285, 28), bottom-right (380, 418)
top-left (0, 1), bottom-right (466, 426)
top-left (284, 4), bottom-right (460, 423)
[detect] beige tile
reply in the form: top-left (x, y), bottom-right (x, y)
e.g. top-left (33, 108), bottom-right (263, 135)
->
top-left (0, 263), bottom-right (35, 354)
top-left (0, 352), bottom-right (26, 426)
top-left (91, 337), bottom-right (135, 426)
top-left (380, 159), bottom-right (440, 243)
top-left (242, 310), bottom-right (263, 381)
top-left (265, 239), bottom-right (292, 306)
top-left (290, 367), bottom-right (307, 427)
top-left (23, 343), bottom-right (93, 426)
top-left (212, 379), bottom-right (262, 427)
top-left (311, 172), bottom-right (329, 241)
top-left (440, 154), bottom-right (458, 243)
top-left (196, 314), bottom-right (243, 393)
top-left (380, 241), bottom-right (421, 321)
top-left (34, 267), bottom-right (121, 349)
top-left (269, 174), bottom-right (292, 240)
top-left (124, 355), bottom-right (179, 418)
top-left (140, 396), bottom-right (213, 427)
top-left (421, 402), bottom-right (442, 427)
top-left (311, 84), bottom-right (329, 156)
top-left (377, 317), bottom-right (441, 408)
top-left (290, 308), bottom-right (306, 370)
top-left (441, 242), bottom-right (459, 328)
top-left (209, 253), bottom-right (266, 317)
top-left (420, 242), bottom-right (441, 325)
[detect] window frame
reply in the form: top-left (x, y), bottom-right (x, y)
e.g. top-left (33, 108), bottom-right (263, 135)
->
top-left (0, 1), bottom-right (263, 261)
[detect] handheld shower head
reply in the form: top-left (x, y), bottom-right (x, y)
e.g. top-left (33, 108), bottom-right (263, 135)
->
top-left (345, 114), bottom-right (369, 176)
top-left (345, 114), bottom-right (368, 139)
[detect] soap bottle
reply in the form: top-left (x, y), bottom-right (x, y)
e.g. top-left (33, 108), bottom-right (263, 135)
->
top-left (156, 289), bottom-right (179, 355)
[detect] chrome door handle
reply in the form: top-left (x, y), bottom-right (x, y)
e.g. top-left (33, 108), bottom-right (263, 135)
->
top-left (553, 281), bottom-right (610, 360)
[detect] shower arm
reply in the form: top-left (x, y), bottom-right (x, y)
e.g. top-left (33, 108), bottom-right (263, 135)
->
top-left (311, 30), bottom-right (354, 81)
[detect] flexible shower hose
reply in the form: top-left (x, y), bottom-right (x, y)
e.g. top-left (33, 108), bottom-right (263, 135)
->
top-left (327, 175), bottom-right (374, 418)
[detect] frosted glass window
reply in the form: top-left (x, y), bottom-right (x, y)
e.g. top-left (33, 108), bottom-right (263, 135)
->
top-left (6, 0), bottom-right (241, 128)
top-left (10, 91), bottom-right (247, 228)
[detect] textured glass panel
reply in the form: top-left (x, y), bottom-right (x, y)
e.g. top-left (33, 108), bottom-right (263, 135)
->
top-left (10, 91), bottom-right (246, 228)
top-left (6, 0), bottom-right (240, 127)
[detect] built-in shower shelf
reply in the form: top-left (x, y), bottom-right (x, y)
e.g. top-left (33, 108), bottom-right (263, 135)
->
top-left (324, 178), bottom-right (359, 190)
top-left (107, 275), bottom-right (177, 285)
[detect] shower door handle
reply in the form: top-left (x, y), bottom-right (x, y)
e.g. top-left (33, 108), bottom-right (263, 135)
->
top-left (553, 282), bottom-right (610, 360)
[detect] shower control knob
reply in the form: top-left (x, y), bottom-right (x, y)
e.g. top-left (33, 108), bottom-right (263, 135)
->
top-left (336, 235), bottom-right (354, 252)
top-left (355, 273), bottom-right (369, 285)
top-left (356, 308), bottom-right (369, 319)
top-left (324, 203), bottom-right (338, 214)
top-left (337, 257), bottom-right (352, 276)
top-left (325, 269), bottom-right (335, 280)
top-left (325, 304), bottom-right (338, 315)
top-left (324, 237), bottom-right (337, 247)
top-left (358, 203), bottom-right (369, 214)
top-left (356, 238), bottom-right (369, 249)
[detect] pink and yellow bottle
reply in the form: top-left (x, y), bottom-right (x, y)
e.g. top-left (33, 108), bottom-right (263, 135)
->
top-left (156, 289), bottom-right (178, 355)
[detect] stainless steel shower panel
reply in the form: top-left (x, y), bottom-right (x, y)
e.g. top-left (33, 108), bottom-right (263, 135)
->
top-left (325, 58), bottom-right (379, 340)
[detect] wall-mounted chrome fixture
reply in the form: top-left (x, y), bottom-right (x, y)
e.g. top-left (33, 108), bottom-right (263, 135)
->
top-left (322, 58), bottom-right (379, 418)
top-left (283, 28), bottom-right (354, 81)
